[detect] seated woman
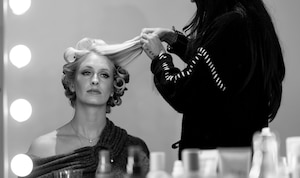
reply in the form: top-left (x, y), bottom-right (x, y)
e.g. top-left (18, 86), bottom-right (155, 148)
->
top-left (24, 37), bottom-right (149, 178)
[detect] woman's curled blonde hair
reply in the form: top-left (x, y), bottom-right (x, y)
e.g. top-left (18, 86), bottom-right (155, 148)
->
top-left (61, 36), bottom-right (142, 113)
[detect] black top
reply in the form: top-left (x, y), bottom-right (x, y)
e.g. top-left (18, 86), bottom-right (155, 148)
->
top-left (151, 7), bottom-right (268, 157)
top-left (24, 119), bottom-right (149, 178)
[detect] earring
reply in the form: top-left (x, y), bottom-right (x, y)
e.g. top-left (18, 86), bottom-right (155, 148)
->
top-left (69, 84), bottom-right (75, 92)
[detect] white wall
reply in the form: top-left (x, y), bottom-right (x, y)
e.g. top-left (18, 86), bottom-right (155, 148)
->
top-left (3, 0), bottom-right (300, 177)
top-left (265, 0), bottom-right (300, 156)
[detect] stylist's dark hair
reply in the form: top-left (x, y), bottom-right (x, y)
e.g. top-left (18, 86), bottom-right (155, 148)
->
top-left (183, 0), bottom-right (285, 122)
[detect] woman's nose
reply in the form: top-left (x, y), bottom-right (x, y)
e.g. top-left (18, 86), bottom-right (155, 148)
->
top-left (91, 74), bottom-right (99, 85)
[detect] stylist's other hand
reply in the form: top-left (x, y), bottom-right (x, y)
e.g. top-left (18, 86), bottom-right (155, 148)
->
top-left (141, 28), bottom-right (176, 44)
top-left (141, 33), bottom-right (166, 60)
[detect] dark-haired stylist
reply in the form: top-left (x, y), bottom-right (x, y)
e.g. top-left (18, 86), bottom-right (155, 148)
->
top-left (141, 0), bottom-right (285, 158)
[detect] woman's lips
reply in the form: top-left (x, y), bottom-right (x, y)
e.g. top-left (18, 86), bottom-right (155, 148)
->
top-left (87, 89), bottom-right (101, 94)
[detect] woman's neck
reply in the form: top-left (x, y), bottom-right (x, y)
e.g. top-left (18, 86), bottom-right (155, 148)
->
top-left (71, 103), bottom-right (107, 141)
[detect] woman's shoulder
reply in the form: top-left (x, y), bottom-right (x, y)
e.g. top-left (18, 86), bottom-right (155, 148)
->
top-left (202, 8), bottom-right (248, 48)
top-left (27, 130), bottom-right (57, 158)
top-left (125, 134), bottom-right (150, 156)
top-left (126, 134), bottom-right (147, 145)
top-left (216, 9), bottom-right (247, 28)
top-left (211, 3), bottom-right (247, 28)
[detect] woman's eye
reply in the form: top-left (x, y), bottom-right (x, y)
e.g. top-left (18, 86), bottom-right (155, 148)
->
top-left (82, 71), bottom-right (91, 76)
top-left (100, 73), bottom-right (110, 78)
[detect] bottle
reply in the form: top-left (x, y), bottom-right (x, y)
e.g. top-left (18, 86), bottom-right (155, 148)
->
top-left (277, 157), bottom-right (289, 178)
top-left (125, 146), bottom-right (146, 178)
top-left (171, 160), bottom-right (184, 178)
top-left (95, 150), bottom-right (113, 178)
top-left (181, 149), bottom-right (201, 178)
top-left (146, 152), bottom-right (171, 178)
top-left (249, 127), bottom-right (279, 178)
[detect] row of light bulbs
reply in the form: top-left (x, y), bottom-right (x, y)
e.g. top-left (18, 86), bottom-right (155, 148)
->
top-left (9, 0), bottom-right (32, 122)
top-left (8, 0), bottom-right (34, 177)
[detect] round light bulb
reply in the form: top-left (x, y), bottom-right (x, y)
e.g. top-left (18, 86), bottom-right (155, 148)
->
top-left (9, 0), bottom-right (31, 15)
top-left (11, 154), bottom-right (33, 177)
top-left (10, 99), bottom-right (32, 122)
top-left (9, 45), bottom-right (32, 68)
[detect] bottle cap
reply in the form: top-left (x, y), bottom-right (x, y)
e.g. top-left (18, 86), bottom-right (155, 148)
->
top-left (261, 127), bottom-right (271, 135)
top-left (182, 149), bottom-right (200, 172)
top-left (172, 160), bottom-right (184, 177)
top-left (150, 152), bottom-right (165, 171)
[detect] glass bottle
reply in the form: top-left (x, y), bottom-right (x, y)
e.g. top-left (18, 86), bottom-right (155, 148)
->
top-left (125, 146), bottom-right (146, 178)
top-left (181, 149), bottom-right (201, 178)
top-left (146, 152), bottom-right (170, 178)
top-left (95, 150), bottom-right (113, 178)
top-left (249, 127), bottom-right (279, 178)
top-left (172, 160), bottom-right (184, 178)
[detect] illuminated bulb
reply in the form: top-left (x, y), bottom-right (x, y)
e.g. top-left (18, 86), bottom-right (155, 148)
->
top-left (10, 99), bottom-right (32, 122)
top-left (9, 0), bottom-right (31, 15)
top-left (9, 45), bottom-right (32, 68)
top-left (11, 154), bottom-right (33, 177)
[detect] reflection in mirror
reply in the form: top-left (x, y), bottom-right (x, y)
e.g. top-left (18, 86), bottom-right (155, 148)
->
top-left (4, 1), bottom-right (194, 177)
top-left (3, 0), bottom-right (300, 177)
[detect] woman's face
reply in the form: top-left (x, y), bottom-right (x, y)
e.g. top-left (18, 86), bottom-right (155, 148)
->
top-left (73, 52), bottom-right (115, 107)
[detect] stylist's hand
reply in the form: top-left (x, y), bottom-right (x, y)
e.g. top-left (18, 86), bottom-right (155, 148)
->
top-left (140, 33), bottom-right (166, 60)
top-left (141, 28), bottom-right (176, 44)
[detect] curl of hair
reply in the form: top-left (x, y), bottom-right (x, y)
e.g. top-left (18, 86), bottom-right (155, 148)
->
top-left (106, 66), bottom-right (130, 113)
top-left (62, 60), bottom-right (83, 108)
